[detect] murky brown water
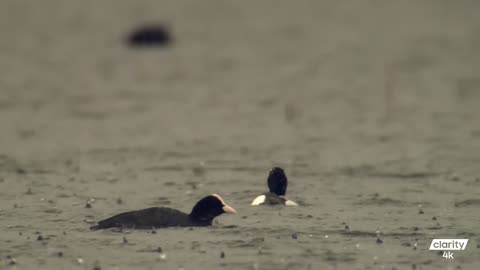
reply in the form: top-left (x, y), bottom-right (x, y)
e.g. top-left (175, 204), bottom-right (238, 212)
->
top-left (1, 1), bottom-right (480, 269)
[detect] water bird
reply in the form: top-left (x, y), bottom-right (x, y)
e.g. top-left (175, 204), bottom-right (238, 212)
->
top-left (251, 167), bottom-right (298, 206)
top-left (90, 194), bottom-right (236, 230)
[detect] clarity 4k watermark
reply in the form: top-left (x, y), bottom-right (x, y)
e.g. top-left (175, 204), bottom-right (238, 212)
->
top-left (429, 239), bottom-right (468, 259)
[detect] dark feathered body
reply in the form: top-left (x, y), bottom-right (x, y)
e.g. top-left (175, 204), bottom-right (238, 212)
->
top-left (261, 192), bottom-right (289, 205)
top-left (90, 207), bottom-right (212, 230)
top-left (90, 195), bottom-right (235, 230)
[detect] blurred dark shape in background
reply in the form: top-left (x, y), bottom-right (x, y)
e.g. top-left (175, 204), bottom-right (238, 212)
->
top-left (126, 24), bottom-right (172, 48)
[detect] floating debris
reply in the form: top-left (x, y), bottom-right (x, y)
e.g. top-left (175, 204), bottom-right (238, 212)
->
top-left (26, 188), bottom-right (33, 195)
top-left (345, 225), bottom-right (350, 232)
top-left (57, 251), bottom-right (63, 257)
top-left (127, 24), bottom-right (172, 48)
top-left (37, 235), bottom-right (44, 241)
top-left (6, 255), bottom-right (17, 265)
top-left (220, 251), bottom-right (225, 259)
top-left (77, 258), bottom-right (84, 264)
top-left (93, 260), bottom-right (102, 270)
top-left (292, 233), bottom-right (298, 239)
top-left (123, 236), bottom-right (128, 244)
top-left (86, 198), bottom-right (95, 208)
top-left (116, 198), bottom-right (123, 205)
top-left (432, 216), bottom-right (437, 220)
top-left (158, 253), bottom-right (167, 261)
top-left (376, 237), bottom-right (384, 244)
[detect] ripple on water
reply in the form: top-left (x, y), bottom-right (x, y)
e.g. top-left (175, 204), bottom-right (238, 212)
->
top-left (324, 250), bottom-right (356, 262)
top-left (339, 164), bottom-right (444, 179)
top-left (454, 199), bottom-right (480, 207)
top-left (356, 197), bottom-right (408, 206)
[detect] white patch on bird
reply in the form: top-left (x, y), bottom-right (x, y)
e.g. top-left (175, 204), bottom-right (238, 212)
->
top-left (212, 194), bottom-right (226, 205)
top-left (285, 200), bottom-right (298, 206)
top-left (251, 195), bottom-right (266, 206)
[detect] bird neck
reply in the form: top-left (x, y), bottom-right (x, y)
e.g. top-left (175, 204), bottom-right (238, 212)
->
top-left (189, 212), bottom-right (214, 225)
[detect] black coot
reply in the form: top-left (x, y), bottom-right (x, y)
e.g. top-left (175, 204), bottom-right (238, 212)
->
top-left (90, 194), bottom-right (236, 230)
